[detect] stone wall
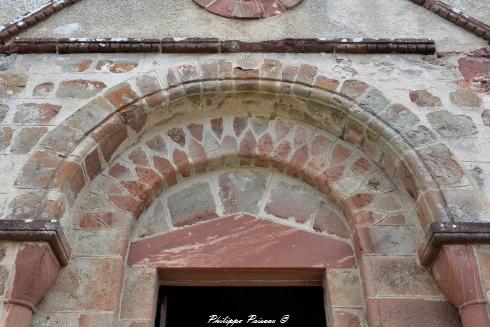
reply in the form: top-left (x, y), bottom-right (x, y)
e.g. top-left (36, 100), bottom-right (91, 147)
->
top-left (0, 52), bottom-right (489, 326)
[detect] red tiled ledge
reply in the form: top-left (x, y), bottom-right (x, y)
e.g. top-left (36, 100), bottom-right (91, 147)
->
top-left (193, 0), bottom-right (303, 19)
top-left (0, 37), bottom-right (436, 54)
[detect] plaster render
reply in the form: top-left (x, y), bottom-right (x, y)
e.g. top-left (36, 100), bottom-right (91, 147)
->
top-left (14, 0), bottom-right (487, 52)
top-left (0, 0), bottom-right (50, 27)
top-left (444, 0), bottom-right (490, 26)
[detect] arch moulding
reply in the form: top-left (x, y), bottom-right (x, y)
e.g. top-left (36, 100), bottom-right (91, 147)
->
top-left (1, 59), bottom-right (489, 327)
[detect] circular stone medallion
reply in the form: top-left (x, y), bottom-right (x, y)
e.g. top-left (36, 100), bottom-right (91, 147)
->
top-left (193, 0), bottom-right (303, 19)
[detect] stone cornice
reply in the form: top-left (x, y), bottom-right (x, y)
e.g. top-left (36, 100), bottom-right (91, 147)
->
top-left (0, 37), bottom-right (437, 55)
top-left (0, 220), bottom-right (71, 266)
top-left (419, 222), bottom-right (490, 266)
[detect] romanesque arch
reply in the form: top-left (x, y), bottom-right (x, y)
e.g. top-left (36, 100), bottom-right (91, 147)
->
top-left (4, 59), bottom-right (488, 326)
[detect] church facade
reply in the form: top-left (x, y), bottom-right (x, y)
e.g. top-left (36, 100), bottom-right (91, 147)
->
top-left (0, 0), bottom-right (490, 326)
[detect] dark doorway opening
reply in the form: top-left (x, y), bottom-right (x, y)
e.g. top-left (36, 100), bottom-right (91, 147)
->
top-left (156, 286), bottom-right (327, 327)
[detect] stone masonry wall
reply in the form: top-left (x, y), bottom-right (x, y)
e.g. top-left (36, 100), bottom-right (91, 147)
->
top-left (0, 50), bottom-right (489, 326)
top-left (0, 52), bottom-right (489, 223)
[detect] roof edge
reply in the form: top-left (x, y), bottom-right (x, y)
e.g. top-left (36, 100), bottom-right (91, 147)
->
top-left (410, 0), bottom-right (490, 42)
top-left (0, 0), bottom-right (82, 45)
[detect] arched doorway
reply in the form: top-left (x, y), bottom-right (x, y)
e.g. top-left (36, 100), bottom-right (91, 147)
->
top-left (5, 60), bottom-right (487, 326)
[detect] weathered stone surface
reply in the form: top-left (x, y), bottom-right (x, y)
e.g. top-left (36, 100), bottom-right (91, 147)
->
top-left (92, 115), bottom-right (128, 162)
top-left (418, 143), bottom-right (465, 187)
top-left (0, 127), bottom-right (12, 151)
top-left (265, 179), bottom-right (319, 224)
top-left (363, 256), bottom-right (442, 297)
top-left (120, 268), bottom-right (158, 320)
top-left (359, 88), bottom-right (390, 114)
top-left (38, 257), bottom-right (124, 311)
top-left (59, 59), bottom-right (93, 72)
top-left (32, 82), bottom-right (54, 96)
top-left (340, 80), bottom-right (369, 99)
top-left (379, 104), bottom-right (419, 132)
top-left (327, 269), bottom-right (363, 307)
top-left (167, 182), bottom-right (217, 227)
top-left (79, 212), bottom-right (133, 229)
top-left (0, 74), bottom-right (27, 97)
top-left (261, 59), bottom-right (282, 79)
top-left (56, 79), bottom-right (107, 98)
top-left (444, 188), bottom-right (486, 222)
top-left (39, 124), bottom-right (84, 155)
top-left (128, 214), bottom-right (355, 269)
top-left (315, 76), bottom-right (339, 92)
top-left (134, 200), bottom-right (171, 239)
top-left (332, 310), bottom-right (362, 327)
top-left (367, 299), bottom-right (462, 327)
top-left (65, 98), bottom-right (115, 134)
top-left (233, 116), bottom-right (248, 137)
top-left (96, 60), bottom-right (138, 73)
top-left (32, 313), bottom-right (79, 327)
top-left (218, 170), bottom-right (267, 215)
top-left (0, 104), bottom-right (7, 122)
top-left (167, 127), bottom-right (186, 147)
top-left (314, 200), bottom-right (350, 239)
top-left (76, 229), bottom-right (128, 257)
top-left (356, 226), bottom-right (417, 255)
top-left (449, 89), bottom-right (482, 107)
top-left (104, 83), bottom-right (139, 108)
top-left (459, 57), bottom-right (490, 82)
top-left (401, 125), bottom-right (437, 148)
top-left (13, 103), bottom-right (61, 124)
top-left (6, 191), bottom-right (44, 220)
top-left (10, 127), bottom-right (48, 154)
top-left (0, 243), bottom-right (9, 296)
top-left (409, 90), bottom-right (442, 107)
top-left (211, 117), bottom-right (224, 139)
top-left (483, 109), bottom-right (490, 126)
top-left (78, 313), bottom-right (114, 327)
top-left (427, 110), bottom-right (477, 137)
top-left (145, 135), bottom-right (167, 155)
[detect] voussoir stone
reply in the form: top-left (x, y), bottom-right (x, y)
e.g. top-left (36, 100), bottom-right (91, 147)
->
top-left (427, 110), bottom-right (477, 137)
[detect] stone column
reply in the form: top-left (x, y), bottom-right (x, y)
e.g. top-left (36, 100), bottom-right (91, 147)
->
top-left (0, 220), bottom-right (70, 327)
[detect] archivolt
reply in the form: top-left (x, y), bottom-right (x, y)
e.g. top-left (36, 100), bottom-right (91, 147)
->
top-left (12, 59), bottom-right (471, 255)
